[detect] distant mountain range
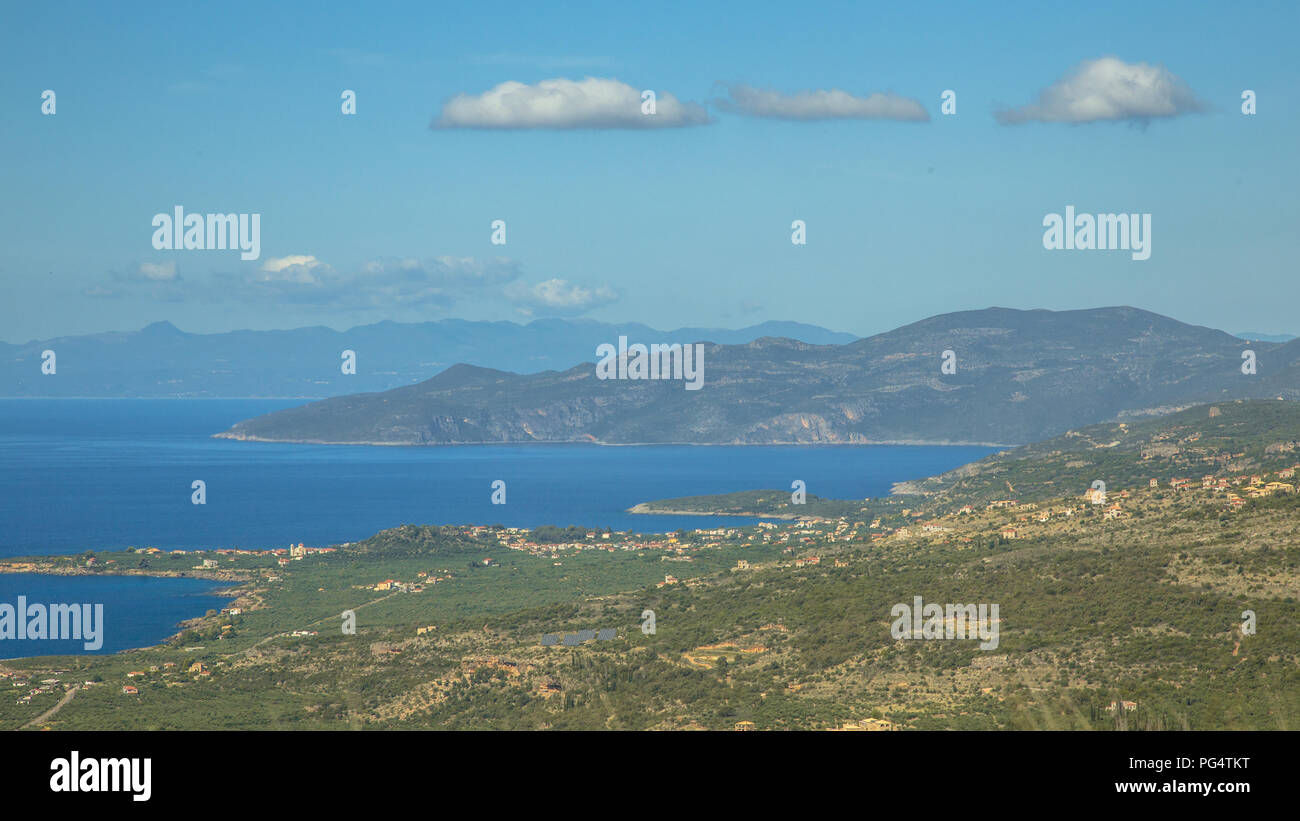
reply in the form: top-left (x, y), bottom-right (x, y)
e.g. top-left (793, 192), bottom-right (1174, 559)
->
top-left (0, 318), bottom-right (856, 398)
top-left (215, 306), bottom-right (1300, 447)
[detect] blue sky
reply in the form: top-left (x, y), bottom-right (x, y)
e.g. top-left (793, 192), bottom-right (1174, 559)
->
top-left (1, 0), bottom-right (1296, 342)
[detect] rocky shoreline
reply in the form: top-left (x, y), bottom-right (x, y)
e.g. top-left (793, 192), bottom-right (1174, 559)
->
top-left (215, 431), bottom-right (1012, 447)
top-left (626, 503), bottom-right (830, 521)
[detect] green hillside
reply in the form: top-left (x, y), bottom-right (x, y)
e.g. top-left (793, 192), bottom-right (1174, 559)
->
top-left (217, 307), bottom-right (1300, 446)
top-left (4, 399), bottom-right (1298, 730)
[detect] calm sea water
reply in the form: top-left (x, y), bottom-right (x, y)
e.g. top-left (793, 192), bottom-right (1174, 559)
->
top-left (0, 399), bottom-right (996, 656)
top-left (0, 399), bottom-right (997, 557)
top-left (0, 573), bottom-right (231, 659)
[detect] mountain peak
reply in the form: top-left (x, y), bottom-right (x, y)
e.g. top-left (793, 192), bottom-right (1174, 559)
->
top-left (424, 362), bottom-right (518, 388)
top-left (218, 305), bottom-right (1300, 446)
top-left (140, 320), bottom-right (184, 336)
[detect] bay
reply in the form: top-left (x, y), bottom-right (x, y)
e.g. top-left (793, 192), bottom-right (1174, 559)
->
top-left (0, 399), bottom-right (998, 556)
top-left (0, 399), bottom-right (997, 657)
top-left (0, 573), bottom-right (230, 659)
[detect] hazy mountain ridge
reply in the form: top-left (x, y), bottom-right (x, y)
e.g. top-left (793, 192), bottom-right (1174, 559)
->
top-left (216, 307), bottom-right (1300, 446)
top-left (0, 318), bottom-right (856, 398)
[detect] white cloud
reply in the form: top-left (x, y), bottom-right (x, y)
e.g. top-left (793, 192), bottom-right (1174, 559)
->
top-left (259, 255), bottom-right (327, 284)
top-left (95, 253), bottom-right (616, 317)
top-left (137, 261), bottom-right (177, 281)
top-left (505, 278), bottom-right (618, 315)
top-left (261, 254), bottom-right (323, 273)
top-left (716, 84), bottom-right (929, 121)
top-left (434, 77), bottom-right (709, 129)
top-left (235, 255), bottom-right (524, 308)
top-left (996, 56), bottom-right (1204, 124)
top-left (87, 260), bottom-right (180, 297)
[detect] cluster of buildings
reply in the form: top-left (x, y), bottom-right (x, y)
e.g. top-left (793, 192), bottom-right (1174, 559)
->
top-left (489, 527), bottom-right (688, 557)
top-left (366, 569), bottom-right (454, 593)
top-left (1157, 469), bottom-right (1297, 509)
top-left (481, 522), bottom-right (895, 557)
top-left (117, 661), bottom-right (212, 695)
top-left (6, 671), bottom-right (74, 704)
top-left (132, 542), bottom-right (338, 569)
top-left (435, 520), bottom-right (911, 572)
top-left (917, 465), bottom-right (1300, 546)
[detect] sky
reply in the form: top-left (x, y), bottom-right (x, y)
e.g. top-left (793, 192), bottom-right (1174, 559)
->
top-left (1, 0), bottom-right (1297, 343)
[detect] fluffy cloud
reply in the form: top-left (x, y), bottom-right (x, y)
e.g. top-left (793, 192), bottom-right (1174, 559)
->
top-left (433, 77), bottom-right (709, 129)
top-left (716, 84), bottom-right (929, 121)
top-left (137, 261), bottom-right (178, 281)
top-left (92, 253), bottom-right (618, 317)
top-left (505, 278), bottom-right (618, 315)
top-left (235, 255), bottom-right (522, 307)
top-left (258, 255), bottom-right (327, 284)
top-left (996, 56), bottom-right (1204, 124)
top-left (86, 261), bottom-right (181, 298)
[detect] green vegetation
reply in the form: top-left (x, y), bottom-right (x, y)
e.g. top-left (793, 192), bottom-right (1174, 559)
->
top-left (632, 490), bottom-right (888, 520)
top-left (3, 400), bottom-right (1298, 730)
top-left (895, 399), bottom-right (1300, 513)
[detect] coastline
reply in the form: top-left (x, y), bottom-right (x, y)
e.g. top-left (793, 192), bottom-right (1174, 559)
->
top-left (625, 503), bottom-right (832, 521)
top-left (0, 564), bottom-right (247, 660)
top-left (0, 562), bottom-right (252, 584)
top-left (213, 432), bottom-right (1015, 448)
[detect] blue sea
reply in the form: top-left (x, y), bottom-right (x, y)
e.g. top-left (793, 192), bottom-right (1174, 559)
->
top-left (0, 574), bottom-right (231, 659)
top-left (0, 399), bottom-right (997, 655)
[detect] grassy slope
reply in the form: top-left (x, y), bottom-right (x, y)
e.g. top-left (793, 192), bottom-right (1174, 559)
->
top-left (2, 400), bottom-right (1297, 730)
